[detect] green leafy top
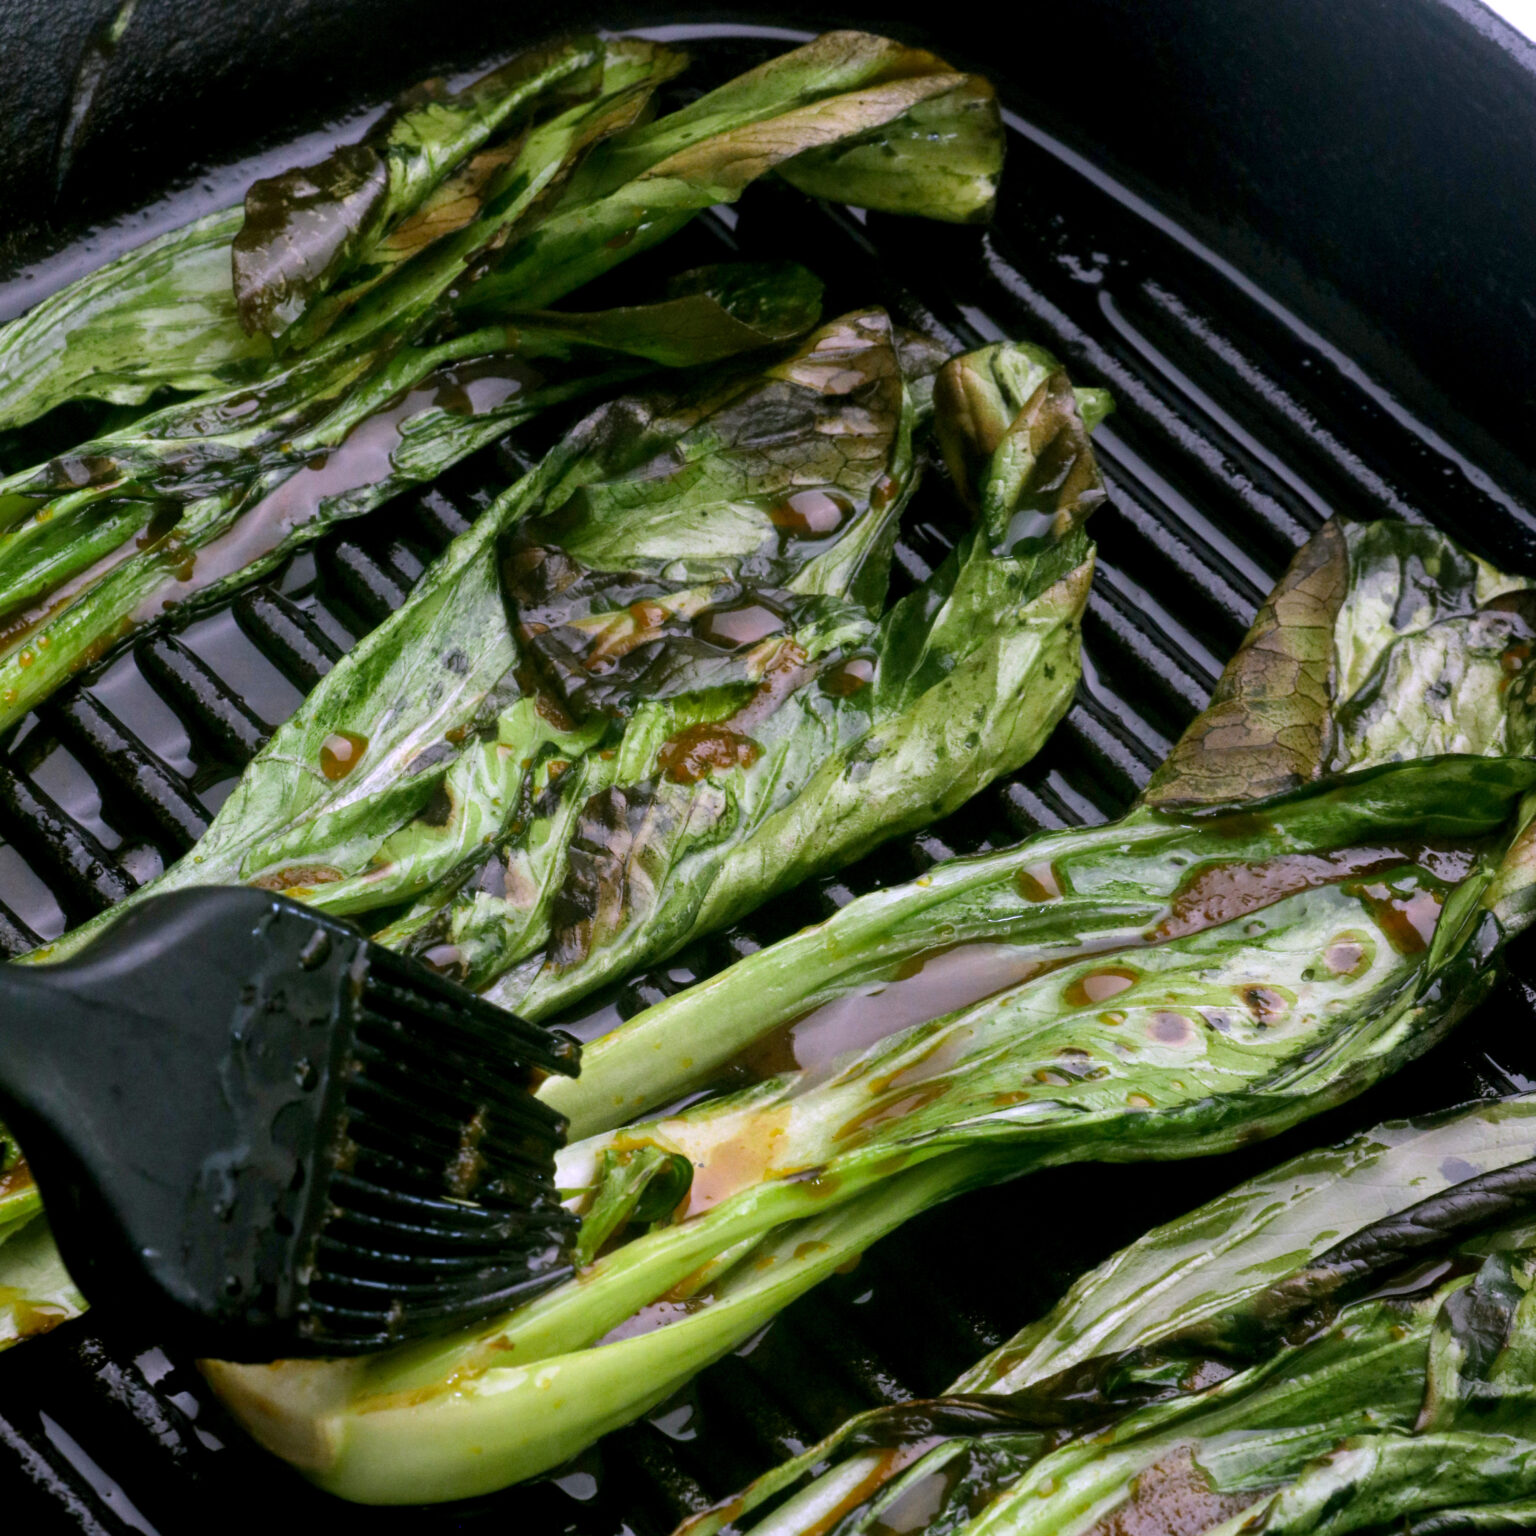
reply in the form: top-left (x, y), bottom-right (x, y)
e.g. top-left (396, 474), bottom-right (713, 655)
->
top-left (1144, 518), bottom-right (1536, 809)
top-left (28, 327), bottom-right (1107, 1047)
top-left (15, 324), bottom-right (1113, 1504)
top-left (0, 31), bottom-right (1005, 728)
top-left (230, 39), bottom-right (612, 342)
top-left (0, 30), bottom-right (1003, 435)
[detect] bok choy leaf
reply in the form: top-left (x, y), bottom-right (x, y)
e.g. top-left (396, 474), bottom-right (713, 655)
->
top-left (685, 1093), bottom-right (1536, 1536)
top-left (0, 262), bottom-right (823, 731)
top-left (0, 30), bottom-right (1004, 730)
top-left (0, 1149), bottom-right (83, 1349)
top-left (197, 514), bottom-right (1536, 1504)
top-left (29, 325), bottom-right (1109, 1032)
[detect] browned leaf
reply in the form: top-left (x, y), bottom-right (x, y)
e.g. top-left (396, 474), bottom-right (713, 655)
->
top-left (1142, 519), bottom-right (1348, 810)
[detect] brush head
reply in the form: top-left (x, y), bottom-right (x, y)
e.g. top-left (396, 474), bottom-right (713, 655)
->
top-left (0, 888), bottom-right (579, 1361)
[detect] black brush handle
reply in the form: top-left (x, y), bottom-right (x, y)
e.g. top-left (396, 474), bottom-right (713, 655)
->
top-left (0, 891), bottom-right (363, 1354)
top-left (0, 888), bottom-right (581, 1358)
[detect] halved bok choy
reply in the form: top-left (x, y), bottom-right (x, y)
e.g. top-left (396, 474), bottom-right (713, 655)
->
top-left (0, 29), bottom-right (1004, 729)
top-left (681, 1091), bottom-right (1536, 1536)
top-left (204, 516), bottom-right (1536, 1502)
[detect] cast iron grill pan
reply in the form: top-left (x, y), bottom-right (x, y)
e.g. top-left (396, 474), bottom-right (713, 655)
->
top-left (2, 17), bottom-right (1536, 1534)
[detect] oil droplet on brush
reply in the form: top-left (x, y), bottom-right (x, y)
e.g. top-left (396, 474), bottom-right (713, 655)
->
top-left (319, 730), bottom-right (368, 781)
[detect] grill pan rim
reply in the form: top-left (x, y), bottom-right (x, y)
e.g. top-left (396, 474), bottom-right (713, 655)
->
top-left (1, 5), bottom-right (1535, 1532)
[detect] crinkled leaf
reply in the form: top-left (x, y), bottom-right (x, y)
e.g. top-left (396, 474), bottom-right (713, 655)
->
top-left (32, 325), bottom-right (1103, 1054)
top-left (0, 33), bottom-right (1003, 726)
top-left (932, 339), bottom-right (1114, 514)
top-left (460, 33), bottom-right (1002, 316)
top-left (0, 207), bottom-right (265, 432)
top-left (0, 261), bottom-right (821, 733)
top-left (1142, 519), bottom-right (1349, 808)
top-left (1331, 519), bottom-right (1536, 768)
top-left (231, 39), bottom-right (606, 340)
top-left (776, 73), bottom-right (1003, 223)
top-left (1145, 518), bottom-right (1536, 810)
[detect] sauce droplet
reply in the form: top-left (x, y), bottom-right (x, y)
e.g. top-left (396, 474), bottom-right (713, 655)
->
top-left (683, 1115), bottom-right (793, 1215)
top-left (1148, 1011), bottom-right (1194, 1045)
top-left (1064, 966), bottom-right (1139, 1007)
top-left (693, 599), bottom-right (788, 650)
top-left (821, 655), bottom-right (875, 697)
top-left (319, 730), bottom-right (368, 781)
top-left (1350, 881), bottom-right (1443, 956)
top-left (251, 863), bottom-right (344, 893)
top-left (1238, 985), bottom-right (1291, 1024)
top-left (135, 503), bottom-right (184, 550)
top-left (768, 488), bottom-right (853, 536)
top-left (1017, 861), bottom-right (1062, 902)
top-left (1323, 930), bottom-right (1372, 977)
top-left (835, 1084), bottom-right (947, 1144)
top-left (1151, 845), bottom-right (1471, 942)
top-left (656, 724), bottom-right (760, 785)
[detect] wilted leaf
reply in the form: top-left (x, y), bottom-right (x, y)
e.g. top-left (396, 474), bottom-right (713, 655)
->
top-left (231, 39), bottom-right (606, 340)
top-left (1143, 520), bottom-right (1349, 808)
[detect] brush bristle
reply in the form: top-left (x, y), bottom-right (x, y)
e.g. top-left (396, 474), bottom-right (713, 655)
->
top-left (295, 952), bottom-right (580, 1350)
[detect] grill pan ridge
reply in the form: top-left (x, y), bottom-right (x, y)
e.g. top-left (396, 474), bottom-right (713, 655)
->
top-left (2, 10), bottom-right (1536, 1532)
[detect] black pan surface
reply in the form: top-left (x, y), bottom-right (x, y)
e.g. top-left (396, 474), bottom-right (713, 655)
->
top-left (1, 4), bottom-right (1535, 1531)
